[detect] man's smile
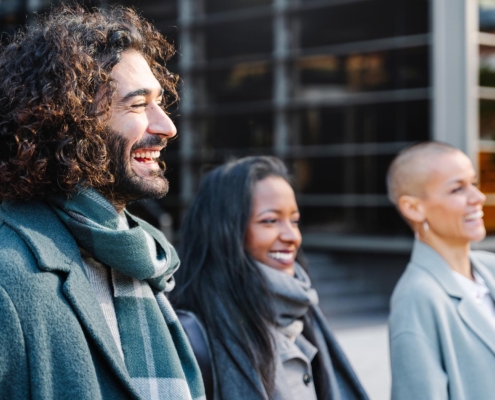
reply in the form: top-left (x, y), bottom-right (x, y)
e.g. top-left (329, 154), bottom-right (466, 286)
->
top-left (131, 148), bottom-right (162, 163)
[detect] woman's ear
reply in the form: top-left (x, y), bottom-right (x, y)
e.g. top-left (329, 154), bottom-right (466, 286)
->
top-left (398, 195), bottom-right (425, 223)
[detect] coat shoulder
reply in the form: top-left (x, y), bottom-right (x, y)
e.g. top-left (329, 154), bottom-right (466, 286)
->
top-left (0, 221), bottom-right (40, 279)
top-left (389, 263), bottom-right (449, 337)
top-left (472, 250), bottom-right (495, 274)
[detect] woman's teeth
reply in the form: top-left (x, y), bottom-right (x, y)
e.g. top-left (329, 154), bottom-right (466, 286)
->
top-left (268, 251), bottom-right (293, 262)
top-left (131, 150), bottom-right (161, 162)
top-left (464, 210), bottom-right (484, 221)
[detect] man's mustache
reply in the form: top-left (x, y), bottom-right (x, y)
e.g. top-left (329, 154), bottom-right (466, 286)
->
top-left (130, 136), bottom-right (168, 152)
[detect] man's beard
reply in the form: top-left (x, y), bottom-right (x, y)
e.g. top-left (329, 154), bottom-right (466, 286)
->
top-left (104, 131), bottom-right (170, 205)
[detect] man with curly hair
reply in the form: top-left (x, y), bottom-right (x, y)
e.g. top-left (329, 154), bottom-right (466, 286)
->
top-left (0, 5), bottom-right (205, 400)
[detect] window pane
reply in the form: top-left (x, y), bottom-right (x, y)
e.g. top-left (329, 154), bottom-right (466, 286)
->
top-left (480, 99), bottom-right (495, 139)
top-left (480, 46), bottom-right (495, 87)
top-left (480, 152), bottom-right (495, 192)
top-left (204, 18), bottom-right (272, 60)
top-left (298, 0), bottom-right (429, 49)
top-left (290, 154), bottom-right (395, 195)
top-left (295, 47), bottom-right (429, 95)
top-left (480, 0), bottom-right (495, 33)
top-left (201, 113), bottom-right (274, 150)
top-left (299, 205), bottom-right (409, 235)
top-left (294, 101), bottom-right (429, 146)
top-left (205, 0), bottom-right (272, 14)
top-left (203, 61), bottom-right (273, 105)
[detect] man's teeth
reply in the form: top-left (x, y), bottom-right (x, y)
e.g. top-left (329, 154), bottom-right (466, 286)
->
top-left (131, 150), bottom-right (161, 160)
top-left (465, 211), bottom-right (484, 221)
top-left (268, 252), bottom-right (293, 261)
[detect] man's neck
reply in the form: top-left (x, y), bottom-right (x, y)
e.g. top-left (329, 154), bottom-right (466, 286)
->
top-left (421, 234), bottom-right (472, 280)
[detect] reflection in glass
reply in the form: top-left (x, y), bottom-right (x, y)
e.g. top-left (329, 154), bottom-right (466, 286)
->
top-left (298, 205), bottom-right (408, 235)
top-left (298, 0), bottom-right (428, 48)
top-left (480, 46), bottom-right (495, 87)
top-left (205, 0), bottom-right (271, 14)
top-left (478, 152), bottom-right (495, 233)
top-left (290, 155), bottom-right (394, 195)
top-left (295, 101), bottom-right (429, 146)
top-left (480, 100), bottom-right (495, 139)
top-left (480, 0), bottom-right (495, 33)
top-left (201, 113), bottom-right (273, 150)
top-left (204, 61), bottom-right (272, 104)
top-left (205, 18), bottom-right (272, 60)
top-left (479, 152), bottom-right (495, 192)
top-left (295, 47), bottom-right (429, 97)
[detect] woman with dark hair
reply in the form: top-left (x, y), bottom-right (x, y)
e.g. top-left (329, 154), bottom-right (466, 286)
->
top-left (170, 156), bottom-right (368, 400)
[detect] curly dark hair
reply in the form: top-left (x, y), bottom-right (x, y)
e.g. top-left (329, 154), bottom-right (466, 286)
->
top-left (0, 4), bottom-right (178, 200)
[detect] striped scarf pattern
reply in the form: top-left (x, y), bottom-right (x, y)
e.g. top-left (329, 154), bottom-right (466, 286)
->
top-left (51, 188), bottom-right (205, 400)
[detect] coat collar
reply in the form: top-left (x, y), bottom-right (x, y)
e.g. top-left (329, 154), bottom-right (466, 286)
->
top-left (411, 239), bottom-right (495, 357)
top-left (0, 200), bottom-right (141, 399)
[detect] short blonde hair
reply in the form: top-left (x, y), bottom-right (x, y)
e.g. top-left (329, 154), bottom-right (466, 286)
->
top-left (386, 141), bottom-right (459, 205)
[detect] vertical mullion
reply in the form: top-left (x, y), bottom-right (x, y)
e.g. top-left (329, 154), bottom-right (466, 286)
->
top-left (273, 0), bottom-right (291, 159)
top-left (431, 0), bottom-right (479, 164)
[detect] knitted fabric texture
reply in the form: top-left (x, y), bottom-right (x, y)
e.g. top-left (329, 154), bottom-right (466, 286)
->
top-left (51, 188), bottom-right (205, 400)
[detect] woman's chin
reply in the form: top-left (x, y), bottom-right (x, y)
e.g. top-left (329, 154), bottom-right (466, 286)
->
top-left (468, 228), bottom-right (487, 243)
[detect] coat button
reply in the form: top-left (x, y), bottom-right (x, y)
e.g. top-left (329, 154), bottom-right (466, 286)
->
top-left (303, 373), bottom-right (311, 386)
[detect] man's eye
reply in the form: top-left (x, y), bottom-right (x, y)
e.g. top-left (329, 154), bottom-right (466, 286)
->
top-left (451, 186), bottom-right (463, 193)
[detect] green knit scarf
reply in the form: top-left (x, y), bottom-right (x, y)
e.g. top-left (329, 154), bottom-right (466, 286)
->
top-left (51, 188), bottom-right (205, 400)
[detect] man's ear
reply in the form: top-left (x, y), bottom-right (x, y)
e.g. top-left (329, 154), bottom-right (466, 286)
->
top-left (397, 195), bottom-right (425, 223)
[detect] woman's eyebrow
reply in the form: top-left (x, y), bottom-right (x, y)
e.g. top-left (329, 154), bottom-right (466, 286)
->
top-left (256, 209), bottom-right (280, 217)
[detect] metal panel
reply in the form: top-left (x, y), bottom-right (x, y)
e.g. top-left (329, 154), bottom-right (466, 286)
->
top-left (432, 0), bottom-right (479, 163)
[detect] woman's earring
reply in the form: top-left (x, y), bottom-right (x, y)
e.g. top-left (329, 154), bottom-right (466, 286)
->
top-left (423, 220), bottom-right (429, 232)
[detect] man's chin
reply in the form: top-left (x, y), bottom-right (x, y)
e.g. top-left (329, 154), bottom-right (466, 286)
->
top-left (110, 174), bottom-right (169, 204)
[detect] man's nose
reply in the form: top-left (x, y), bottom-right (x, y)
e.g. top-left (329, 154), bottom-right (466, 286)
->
top-left (147, 105), bottom-right (177, 138)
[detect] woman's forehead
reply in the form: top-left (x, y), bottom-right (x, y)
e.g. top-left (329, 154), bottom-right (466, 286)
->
top-left (427, 152), bottom-right (475, 187)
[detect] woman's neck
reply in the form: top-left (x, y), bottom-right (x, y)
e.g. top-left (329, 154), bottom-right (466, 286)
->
top-left (420, 234), bottom-right (473, 280)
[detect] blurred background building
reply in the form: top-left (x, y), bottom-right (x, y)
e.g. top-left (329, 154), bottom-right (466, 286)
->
top-left (4, 1), bottom-right (495, 397)
top-left (3, 0), bottom-right (495, 316)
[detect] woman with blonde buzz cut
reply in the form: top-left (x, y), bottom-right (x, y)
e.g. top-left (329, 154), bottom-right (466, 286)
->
top-left (387, 141), bottom-right (495, 400)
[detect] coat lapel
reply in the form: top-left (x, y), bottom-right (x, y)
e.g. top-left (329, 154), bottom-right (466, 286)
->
top-left (0, 200), bottom-right (140, 398)
top-left (412, 240), bottom-right (495, 357)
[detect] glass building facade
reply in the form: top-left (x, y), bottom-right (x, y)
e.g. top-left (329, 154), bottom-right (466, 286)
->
top-left (5, 0), bottom-right (495, 252)
top-left (172, 0), bottom-right (431, 251)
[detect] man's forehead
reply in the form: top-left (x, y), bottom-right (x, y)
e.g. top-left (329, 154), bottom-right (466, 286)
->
top-left (111, 50), bottom-right (161, 96)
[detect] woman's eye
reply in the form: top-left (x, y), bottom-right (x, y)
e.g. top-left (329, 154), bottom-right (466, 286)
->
top-left (451, 186), bottom-right (463, 193)
top-left (292, 219), bottom-right (300, 225)
top-left (260, 219), bottom-right (277, 224)
top-left (131, 103), bottom-right (147, 108)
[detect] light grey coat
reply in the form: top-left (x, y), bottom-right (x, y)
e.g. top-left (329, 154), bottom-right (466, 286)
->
top-left (389, 240), bottom-right (495, 400)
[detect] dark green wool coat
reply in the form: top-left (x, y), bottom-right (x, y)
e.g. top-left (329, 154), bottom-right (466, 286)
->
top-left (0, 200), bottom-right (142, 399)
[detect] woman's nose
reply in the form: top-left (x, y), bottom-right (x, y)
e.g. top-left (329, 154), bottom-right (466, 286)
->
top-left (470, 186), bottom-right (487, 205)
top-left (280, 222), bottom-right (302, 244)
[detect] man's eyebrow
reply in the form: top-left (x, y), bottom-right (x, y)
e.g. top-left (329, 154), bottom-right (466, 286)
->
top-left (119, 88), bottom-right (166, 104)
top-left (119, 88), bottom-right (151, 104)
